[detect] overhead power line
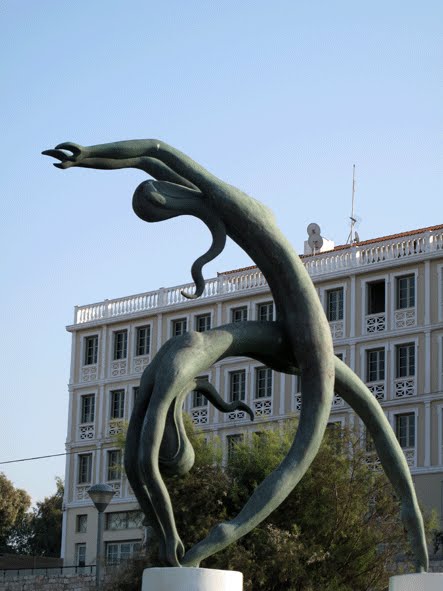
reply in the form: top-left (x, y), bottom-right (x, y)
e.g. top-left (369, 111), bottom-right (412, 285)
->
top-left (0, 451), bottom-right (75, 466)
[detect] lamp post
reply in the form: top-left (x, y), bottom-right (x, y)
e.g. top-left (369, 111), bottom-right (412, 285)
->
top-left (88, 483), bottom-right (115, 589)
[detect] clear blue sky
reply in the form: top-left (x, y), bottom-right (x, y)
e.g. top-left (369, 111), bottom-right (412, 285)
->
top-left (0, 1), bottom-right (441, 504)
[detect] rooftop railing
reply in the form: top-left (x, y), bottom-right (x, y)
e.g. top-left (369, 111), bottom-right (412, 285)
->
top-left (73, 228), bottom-right (443, 326)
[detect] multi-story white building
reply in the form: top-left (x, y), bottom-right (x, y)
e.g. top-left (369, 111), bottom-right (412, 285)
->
top-left (61, 223), bottom-right (443, 568)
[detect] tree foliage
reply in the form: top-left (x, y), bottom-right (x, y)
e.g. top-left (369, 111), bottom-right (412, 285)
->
top-left (108, 420), bottom-right (428, 591)
top-left (6, 477), bottom-right (64, 557)
top-left (0, 472), bottom-right (31, 552)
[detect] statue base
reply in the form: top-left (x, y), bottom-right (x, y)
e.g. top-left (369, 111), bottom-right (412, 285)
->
top-left (389, 573), bottom-right (443, 590)
top-left (142, 567), bottom-right (243, 590)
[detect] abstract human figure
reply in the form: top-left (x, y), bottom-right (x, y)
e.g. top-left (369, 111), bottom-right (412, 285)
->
top-left (43, 140), bottom-right (428, 572)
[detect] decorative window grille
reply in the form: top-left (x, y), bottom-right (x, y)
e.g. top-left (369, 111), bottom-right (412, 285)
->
top-left (110, 390), bottom-right (125, 419)
top-left (80, 394), bottom-right (95, 424)
top-left (231, 306), bottom-right (248, 323)
top-left (135, 326), bottom-right (150, 356)
top-left (396, 275), bottom-right (415, 309)
top-left (172, 318), bottom-right (187, 336)
top-left (395, 413), bottom-right (415, 448)
top-left (107, 450), bottom-right (122, 481)
top-left (326, 288), bottom-right (344, 321)
top-left (113, 330), bottom-right (128, 360)
top-left (76, 514), bottom-right (87, 533)
top-left (195, 314), bottom-right (211, 332)
top-left (257, 301), bottom-right (274, 322)
top-left (106, 511), bottom-right (144, 530)
top-left (366, 349), bottom-right (385, 382)
top-left (84, 335), bottom-right (98, 366)
top-left (229, 370), bottom-right (246, 402)
top-left (106, 541), bottom-right (142, 565)
top-left (255, 367), bottom-right (272, 398)
top-left (396, 344), bottom-right (415, 378)
top-left (77, 454), bottom-right (92, 484)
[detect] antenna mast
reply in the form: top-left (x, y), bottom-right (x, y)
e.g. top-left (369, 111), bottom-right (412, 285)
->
top-left (347, 164), bottom-right (356, 244)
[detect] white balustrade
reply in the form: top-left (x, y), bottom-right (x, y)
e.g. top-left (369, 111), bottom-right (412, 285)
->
top-left (108, 420), bottom-right (124, 437)
top-left (78, 424), bottom-right (95, 441)
top-left (75, 485), bottom-right (90, 501)
top-left (365, 313), bottom-right (386, 333)
top-left (329, 320), bottom-right (344, 339)
top-left (253, 398), bottom-right (272, 417)
top-left (191, 408), bottom-right (208, 425)
top-left (394, 307), bottom-right (416, 330)
top-left (394, 378), bottom-right (415, 398)
top-left (367, 381), bottom-right (385, 401)
top-left (73, 229), bottom-right (442, 326)
top-left (403, 448), bottom-right (416, 467)
top-left (81, 365), bottom-right (98, 382)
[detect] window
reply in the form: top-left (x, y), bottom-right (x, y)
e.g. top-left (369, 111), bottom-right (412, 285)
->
top-left (107, 450), bottom-right (122, 481)
top-left (396, 275), bottom-right (415, 309)
top-left (110, 390), bottom-right (125, 419)
top-left (113, 330), bottom-right (128, 360)
top-left (257, 301), bottom-right (274, 322)
top-left (77, 454), bottom-right (92, 484)
top-left (106, 511), bottom-right (144, 530)
top-left (326, 288), bottom-right (343, 321)
top-left (227, 434), bottom-right (243, 462)
top-left (135, 326), bottom-right (150, 356)
top-left (396, 343), bottom-right (415, 378)
top-left (172, 318), bottom-right (187, 337)
top-left (192, 376), bottom-right (209, 408)
top-left (231, 306), bottom-right (247, 323)
top-left (367, 281), bottom-right (385, 314)
top-left (195, 314), bottom-right (211, 332)
top-left (133, 387), bottom-right (139, 405)
top-left (106, 541), bottom-right (142, 565)
top-left (229, 370), bottom-right (246, 402)
top-left (255, 367), bottom-right (272, 398)
top-left (76, 514), bottom-right (87, 533)
top-left (75, 543), bottom-right (86, 568)
top-left (395, 413), bottom-right (415, 448)
top-left (80, 394), bottom-right (95, 424)
top-left (84, 335), bottom-right (98, 366)
top-left (366, 349), bottom-right (385, 382)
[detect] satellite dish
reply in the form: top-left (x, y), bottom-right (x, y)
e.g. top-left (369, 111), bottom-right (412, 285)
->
top-left (307, 223), bottom-right (324, 251)
top-left (307, 222), bottom-right (321, 236)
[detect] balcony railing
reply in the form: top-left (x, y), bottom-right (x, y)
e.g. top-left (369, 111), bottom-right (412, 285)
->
top-left (367, 381), bottom-right (385, 401)
top-left (365, 312), bottom-right (386, 334)
top-left (72, 228), bottom-right (443, 326)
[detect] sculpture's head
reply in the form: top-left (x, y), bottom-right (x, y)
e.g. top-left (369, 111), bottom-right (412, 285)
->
top-left (133, 179), bottom-right (227, 299)
top-left (132, 180), bottom-right (202, 223)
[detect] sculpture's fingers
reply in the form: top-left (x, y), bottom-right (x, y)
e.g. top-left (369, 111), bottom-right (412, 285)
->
top-left (334, 358), bottom-right (428, 572)
top-left (54, 141), bottom-right (84, 156)
top-left (41, 149), bottom-right (71, 162)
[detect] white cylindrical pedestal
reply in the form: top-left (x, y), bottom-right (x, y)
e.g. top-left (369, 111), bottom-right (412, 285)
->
top-left (142, 567), bottom-right (243, 591)
top-left (389, 574), bottom-right (443, 590)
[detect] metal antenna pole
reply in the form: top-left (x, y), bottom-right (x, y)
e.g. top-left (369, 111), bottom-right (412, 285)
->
top-left (346, 164), bottom-right (356, 244)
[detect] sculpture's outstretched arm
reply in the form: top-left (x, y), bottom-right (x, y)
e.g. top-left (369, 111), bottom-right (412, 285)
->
top-left (43, 140), bottom-right (224, 194)
top-left (42, 149), bottom-right (197, 189)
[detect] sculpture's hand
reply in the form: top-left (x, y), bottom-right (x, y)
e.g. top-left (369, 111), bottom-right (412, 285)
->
top-left (42, 142), bottom-right (90, 169)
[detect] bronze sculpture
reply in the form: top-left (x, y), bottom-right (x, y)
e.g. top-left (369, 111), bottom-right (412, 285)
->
top-left (43, 140), bottom-right (428, 572)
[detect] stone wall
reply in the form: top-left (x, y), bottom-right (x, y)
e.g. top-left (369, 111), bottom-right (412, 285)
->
top-left (0, 573), bottom-right (96, 591)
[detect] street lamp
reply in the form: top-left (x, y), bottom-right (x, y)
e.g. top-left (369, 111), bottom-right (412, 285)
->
top-left (88, 483), bottom-right (115, 589)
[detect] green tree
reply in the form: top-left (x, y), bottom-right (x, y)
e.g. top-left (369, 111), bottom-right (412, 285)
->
top-left (7, 477), bottom-right (64, 557)
top-left (0, 473), bottom-right (31, 552)
top-left (107, 420), bottom-right (429, 591)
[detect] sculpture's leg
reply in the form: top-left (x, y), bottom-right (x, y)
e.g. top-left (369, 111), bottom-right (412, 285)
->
top-left (334, 358), bottom-right (428, 572)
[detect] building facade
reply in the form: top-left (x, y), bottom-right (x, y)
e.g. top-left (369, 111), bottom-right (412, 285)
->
top-left (61, 224), bottom-right (443, 567)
